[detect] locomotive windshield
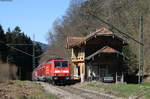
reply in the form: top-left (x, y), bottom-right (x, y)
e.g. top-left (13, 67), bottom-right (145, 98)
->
top-left (62, 61), bottom-right (68, 67)
top-left (54, 61), bottom-right (68, 67)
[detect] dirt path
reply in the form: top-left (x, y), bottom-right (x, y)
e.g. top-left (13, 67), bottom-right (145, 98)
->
top-left (39, 82), bottom-right (124, 99)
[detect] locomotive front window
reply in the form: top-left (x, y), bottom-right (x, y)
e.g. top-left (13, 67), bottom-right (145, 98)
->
top-left (62, 61), bottom-right (68, 67)
top-left (54, 61), bottom-right (68, 67)
top-left (54, 61), bottom-right (61, 67)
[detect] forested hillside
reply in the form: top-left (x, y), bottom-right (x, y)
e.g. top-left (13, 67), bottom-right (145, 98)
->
top-left (0, 25), bottom-right (42, 80)
top-left (43, 0), bottom-right (150, 74)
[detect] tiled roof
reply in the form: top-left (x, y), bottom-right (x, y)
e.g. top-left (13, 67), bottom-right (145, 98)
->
top-left (83, 28), bottom-right (113, 42)
top-left (99, 46), bottom-right (117, 53)
top-left (85, 46), bottom-right (127, 60)
top-left (95, 28), bottom-right (113, 34)
top-left (67, 28), bottom-right (127, 48)
top-left (66, 37), bottom-right (84, 48)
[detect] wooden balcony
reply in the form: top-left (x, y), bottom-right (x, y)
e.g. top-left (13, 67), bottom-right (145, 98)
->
top-left (71, 57), bottom-right (84, 62)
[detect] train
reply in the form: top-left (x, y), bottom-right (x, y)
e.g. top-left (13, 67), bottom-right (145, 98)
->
top-left (32, 58), bottom-right (71, 84)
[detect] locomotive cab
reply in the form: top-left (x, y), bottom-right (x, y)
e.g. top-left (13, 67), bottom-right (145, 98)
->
top-left (53, 60), bottom-right (70, 81)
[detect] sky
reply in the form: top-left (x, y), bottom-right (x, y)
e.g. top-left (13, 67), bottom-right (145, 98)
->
top-left (0, 0), bottom-right (70, 44)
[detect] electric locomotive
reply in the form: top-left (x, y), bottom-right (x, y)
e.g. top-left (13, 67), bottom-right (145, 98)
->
top-left (32, 59), bottom-right (70, 84)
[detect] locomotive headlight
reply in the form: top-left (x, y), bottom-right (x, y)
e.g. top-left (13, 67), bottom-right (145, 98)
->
top-left (54, 77), bottom-right (58, 80)
top-left (54, 70), bottom-right (60, 73)
top-left (66, 77), bottom-right (69, 80)
top-left (63, 70), bottom-right (69, 73)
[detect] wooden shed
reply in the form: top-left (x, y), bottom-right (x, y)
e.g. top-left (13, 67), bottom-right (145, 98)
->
top-left (67, 28), bottom-right (128, 82)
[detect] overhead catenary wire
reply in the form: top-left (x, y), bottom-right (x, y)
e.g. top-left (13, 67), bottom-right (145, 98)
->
top-left (0, 41), bottom-right (43, 59)
top-left (88, 11), bottom-right (144, 46)
top-left (0, 41), bottom-right (33, 57)
top-left (6, 44), bottom-right (33, 57)
top-left (7, 44), bottom-right (33, 45)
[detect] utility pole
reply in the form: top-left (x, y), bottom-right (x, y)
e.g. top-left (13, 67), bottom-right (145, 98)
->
top-left (6, 33), bottom-right (37, 79)
top-left (32, 34), bottom-right (35, 69)
top-left (139, 16), bottom-right (144, 84)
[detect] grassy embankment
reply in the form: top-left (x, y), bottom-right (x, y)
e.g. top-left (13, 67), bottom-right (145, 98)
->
top-left (0, 80), bottom-right (57, 99)
top-left (76, 82), bottom-right (150, 99)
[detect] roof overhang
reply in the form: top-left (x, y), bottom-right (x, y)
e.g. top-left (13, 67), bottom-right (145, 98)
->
top-left (66, 28), bottom-right (128, 48)
top-left (85, 46), bottom-right (128, 60)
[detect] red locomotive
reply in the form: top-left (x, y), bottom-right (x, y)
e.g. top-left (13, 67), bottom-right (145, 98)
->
top-left (32, 59), bottom-right (71, 84)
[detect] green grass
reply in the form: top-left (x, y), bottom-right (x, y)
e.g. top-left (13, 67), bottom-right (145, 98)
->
top-left (77, 82), bottom-right (150, 99)
top-left (142, 82), bottom-right (150, 87)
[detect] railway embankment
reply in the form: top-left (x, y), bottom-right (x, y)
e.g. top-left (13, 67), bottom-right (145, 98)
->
top-left (0, 80), bottom-right (57, 99)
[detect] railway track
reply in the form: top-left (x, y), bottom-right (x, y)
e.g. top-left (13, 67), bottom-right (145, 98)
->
top-left (39, 82), bottom-right (124, 99)
top-left (59, 86), bottom-right (116, 99)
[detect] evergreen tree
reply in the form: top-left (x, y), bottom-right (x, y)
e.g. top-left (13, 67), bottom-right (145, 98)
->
top-left (6, 26), bottom-right (43, 80)
top-left (0, 25), bottom-right (7, 62)
top-left (0, 25), bottom-right (43, 80)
